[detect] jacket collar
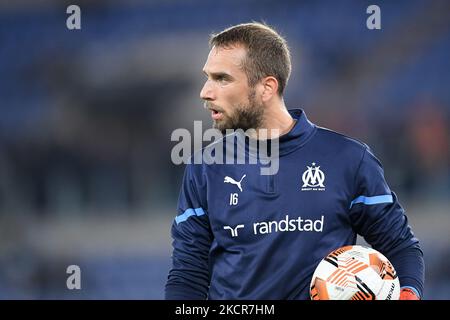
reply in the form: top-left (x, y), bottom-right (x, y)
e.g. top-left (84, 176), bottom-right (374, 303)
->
top-left (233, 108), bottom-right (317, 158)
top-left (279, 108), bottom-right (316, 154)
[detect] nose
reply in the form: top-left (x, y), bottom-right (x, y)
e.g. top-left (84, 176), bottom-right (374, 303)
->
top-left (200, 80), bottom-right (215, 101)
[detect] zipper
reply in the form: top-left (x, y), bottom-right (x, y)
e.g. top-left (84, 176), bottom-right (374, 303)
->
top-left (267, 174), bottom-right (275, 194)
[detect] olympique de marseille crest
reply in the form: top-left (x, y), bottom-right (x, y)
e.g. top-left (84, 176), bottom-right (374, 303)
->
top-left (301, 162), bottom-right (325, 191)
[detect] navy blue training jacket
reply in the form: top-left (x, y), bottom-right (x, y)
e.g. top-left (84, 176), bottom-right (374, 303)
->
top-left (165, 109), bottom-right (424, 300)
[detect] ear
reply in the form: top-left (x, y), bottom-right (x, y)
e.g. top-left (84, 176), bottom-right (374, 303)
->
top-left (260, 76), bottom-right (279, 102)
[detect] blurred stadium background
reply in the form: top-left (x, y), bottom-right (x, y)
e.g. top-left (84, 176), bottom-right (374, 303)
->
top-left (0, 0), bottom-right (448, 299)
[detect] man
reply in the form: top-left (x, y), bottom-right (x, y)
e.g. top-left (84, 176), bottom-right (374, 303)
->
top-left (165, 22), bottom-right (424, 300)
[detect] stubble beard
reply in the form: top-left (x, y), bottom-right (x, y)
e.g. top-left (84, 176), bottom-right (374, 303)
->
top-left (212, 89), bottom-right (264, 133)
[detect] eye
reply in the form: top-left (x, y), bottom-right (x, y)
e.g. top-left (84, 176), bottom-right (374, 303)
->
top-left (205, 73), bottom-right (232, 84)
top-left (216, 75), bottom-right (231, 84)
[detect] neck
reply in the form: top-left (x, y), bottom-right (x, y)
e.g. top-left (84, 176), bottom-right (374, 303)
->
top-left (253, 99), bottom-right (295, 139)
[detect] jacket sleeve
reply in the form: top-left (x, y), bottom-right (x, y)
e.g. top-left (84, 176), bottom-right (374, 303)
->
top-left (165, 162), bottom-right (213, 300)
top-left (348, 146), bottom-right (425, 298)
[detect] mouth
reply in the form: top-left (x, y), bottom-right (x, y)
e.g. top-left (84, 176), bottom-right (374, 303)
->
top-left (205, 103), bottom-right (224, 120)
top-left (210, 109), bottom-right (223, 120)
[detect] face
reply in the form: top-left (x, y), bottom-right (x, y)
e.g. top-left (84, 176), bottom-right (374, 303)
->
top-left (200, 45), bottom-right (264, 132)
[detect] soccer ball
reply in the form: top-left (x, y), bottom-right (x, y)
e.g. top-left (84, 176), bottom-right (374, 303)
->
top-left (310, 245), bottom-right (400, 300)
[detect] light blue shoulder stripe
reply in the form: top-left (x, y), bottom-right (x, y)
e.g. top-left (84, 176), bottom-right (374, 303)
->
top-left (349, 195), bottom-right (393, 209)
top-left (401, 286), bottom-right (421, 299)
top-left (175, 207), bottom-right (206, 224)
